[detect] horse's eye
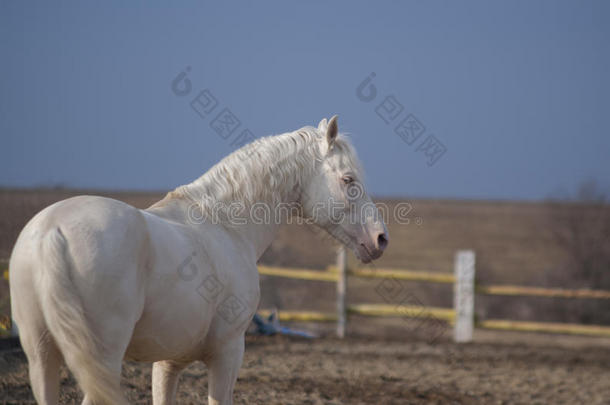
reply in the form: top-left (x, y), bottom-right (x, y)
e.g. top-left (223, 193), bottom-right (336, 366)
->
top-left (342, 175), bottom-right (354, 184)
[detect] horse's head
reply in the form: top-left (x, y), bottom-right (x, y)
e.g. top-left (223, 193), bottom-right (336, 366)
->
top-left (301, 116), bottom-right (389, 263)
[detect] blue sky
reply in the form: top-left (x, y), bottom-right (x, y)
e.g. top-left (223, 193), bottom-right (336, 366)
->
top-left (1, 1), bottom-right (609, 200)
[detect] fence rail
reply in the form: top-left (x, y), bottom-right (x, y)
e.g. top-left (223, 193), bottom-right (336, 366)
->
top-left (345, 267), bottom-right (455, 284)
top-left (257, 309), bottom-right (337, 322)
top-left (476, 285), bottom-right (610, 299)
top-left (4, 250), bottom-right (610, 341)
top-left (478, 319), bottom-right (610, 337)
top-left (348, 303), bottom-right (455, 322)
top-left (258, 265), bottom-right (337, 282)
top-left (257, 247), bottom-right (610, 342)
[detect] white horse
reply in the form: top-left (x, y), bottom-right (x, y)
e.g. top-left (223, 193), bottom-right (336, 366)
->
top-left (10, 116), bottom-right (388, 404)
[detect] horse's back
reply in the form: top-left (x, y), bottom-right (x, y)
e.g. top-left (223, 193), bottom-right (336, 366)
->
top-left (12, 194), bottom-right (149, 273)
top-left (10, 195), bottom-right (150, 332)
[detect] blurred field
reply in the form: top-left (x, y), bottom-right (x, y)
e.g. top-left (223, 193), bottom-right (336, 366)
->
top-left (2, 188), bottom-right (610, 404)
top-left (0, 189), bottom-right (565, 276)
top-left (0, 187), bottom-right (598, 328)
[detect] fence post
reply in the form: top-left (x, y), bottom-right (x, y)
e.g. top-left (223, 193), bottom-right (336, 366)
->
top-left (336, 245), bottom-right (347, 338)
top-left (454, 250), bottom-right (475, 343)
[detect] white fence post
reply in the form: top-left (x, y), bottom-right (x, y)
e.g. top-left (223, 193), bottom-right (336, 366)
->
top-left (336, 246), bottom-right (347, 338)
top-left (454, 250), bottom-right (475, 343)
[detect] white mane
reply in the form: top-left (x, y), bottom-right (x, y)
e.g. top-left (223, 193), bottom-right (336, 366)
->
top-left (162, 125), bottom-right (361, 215)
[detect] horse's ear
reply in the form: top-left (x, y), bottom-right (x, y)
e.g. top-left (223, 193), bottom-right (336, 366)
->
top-left (318, 118), bottom-right (328, 131)
top-left (326, 115), bottom-right (339, 146)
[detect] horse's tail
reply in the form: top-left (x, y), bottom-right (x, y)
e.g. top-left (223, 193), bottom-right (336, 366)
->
top-left (38, 227), bottom-right (128, 405)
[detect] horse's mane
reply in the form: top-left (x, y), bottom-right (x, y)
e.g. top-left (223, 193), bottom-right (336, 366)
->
top-left (158, 125), bottom-right (361, 215)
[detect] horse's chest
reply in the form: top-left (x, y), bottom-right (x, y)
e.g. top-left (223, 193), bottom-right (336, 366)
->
top-left (127, 267), bottom-right (259, 362)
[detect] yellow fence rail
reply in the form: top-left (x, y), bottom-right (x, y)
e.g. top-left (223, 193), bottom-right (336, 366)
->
top-left (4, 249), bottom-right (610, 341)
top-left (348, 303), bottom-right (455, 322)
top-left (255, 248), bottom-right (610, 341)
top-left (476, 284), bottom-right (610, 299)
top-left (327, 266), bottom-right (455, 284)
top-left (257, 309), bottom-right (337, 322)
top-left (258, 265), bottom-right (337, 282)
top-left (478, 319), bottom-right (610, 337)
top-left (257, 304), bottom-right (454, 325)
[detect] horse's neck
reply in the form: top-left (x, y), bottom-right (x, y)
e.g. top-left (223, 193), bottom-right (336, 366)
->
top-left (146, 195), bottom-right (191, 222)
top-left (228, 219), bottom-right (282, 261)
top-left (147, 193), bottom-right (289, 261)
top-left (146, 181), bottom-right (303, 262)
top-left (148, 132), bottom-right (320, 259)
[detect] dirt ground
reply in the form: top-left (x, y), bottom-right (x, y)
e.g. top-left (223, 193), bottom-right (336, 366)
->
top-left (2, 329), bottom-right (610, 405)
top-left (2, 190), bottom-right (610, 403)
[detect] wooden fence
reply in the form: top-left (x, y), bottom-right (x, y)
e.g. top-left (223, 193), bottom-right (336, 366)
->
top-left (258, 247), bottom-right (610, 342)
top-left (3, 251), bottom-right (610, 341)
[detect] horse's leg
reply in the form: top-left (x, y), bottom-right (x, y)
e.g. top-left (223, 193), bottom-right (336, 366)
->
top-left (76, 306), bottom-right (139, 405)
top-left (152, 360), bottom-right (189, 405)
top-left (12, 271), bottom-right (63, 405)
top-left (21, 327), bottom-right (63, 404)
top-left (79, 338), bottom-right (128, 405)
top-left (75, 295), bottom-right (138, 405)
top-left (205, 337), bottom-right (245, 405)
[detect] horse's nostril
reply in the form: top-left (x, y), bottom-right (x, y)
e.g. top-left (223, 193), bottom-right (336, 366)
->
top-left (377, 233), bottom-right (388, 250)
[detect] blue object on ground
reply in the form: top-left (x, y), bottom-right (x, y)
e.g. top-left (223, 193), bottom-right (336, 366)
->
top-left (251, 311), bottom-right (317, 338)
